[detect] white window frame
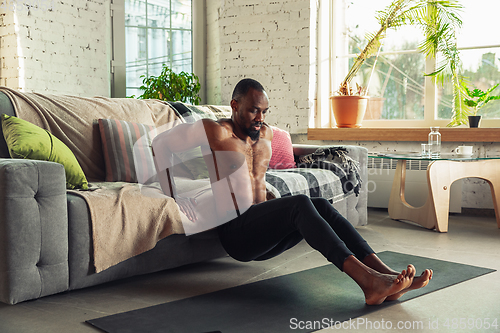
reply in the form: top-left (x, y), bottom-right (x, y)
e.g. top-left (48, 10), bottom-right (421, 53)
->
top-left (316, 0), bottom-right (500, 129)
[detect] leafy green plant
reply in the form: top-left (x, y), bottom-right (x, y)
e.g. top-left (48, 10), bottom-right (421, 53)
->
top-left (463, 82), bottom-right (500, 116)
top-left (338, 0), bottom-right (464, 97)
top-left (448, 81), bottom-right (500, 126)
top-left (135, 65), bottom-right (201, 105)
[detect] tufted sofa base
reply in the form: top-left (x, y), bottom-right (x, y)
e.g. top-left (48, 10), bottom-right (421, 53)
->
top-left (0, 159), bottom-right (69, 304)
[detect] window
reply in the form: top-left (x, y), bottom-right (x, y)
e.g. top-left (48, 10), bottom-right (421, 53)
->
top-left (321, 0), bottom-right (500, 128)
top-left (111, 0), bottom-right (193, 98)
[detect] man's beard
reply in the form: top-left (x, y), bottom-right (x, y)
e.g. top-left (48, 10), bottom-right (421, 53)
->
top-left (245, 123), bottom-right (262, 141)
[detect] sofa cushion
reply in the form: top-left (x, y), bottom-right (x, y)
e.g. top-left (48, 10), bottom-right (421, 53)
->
top-left (269, 126), bottom-right (296, 169)
top-left (0, 114), bottom-right (88, 190)
top-left (98, 118), bottom-right (158, 183)
top-left (99, 118), bottom-right (203, 182)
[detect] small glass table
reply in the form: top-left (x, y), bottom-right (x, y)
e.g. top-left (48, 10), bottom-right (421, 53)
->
top-left (369, 152), bottom-right (500, 232)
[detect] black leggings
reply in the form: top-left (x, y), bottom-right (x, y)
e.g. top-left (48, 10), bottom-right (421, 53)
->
top-left (217, 194), bottom-right (374, 271)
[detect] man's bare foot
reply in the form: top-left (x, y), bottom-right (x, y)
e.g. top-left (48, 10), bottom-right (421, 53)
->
top-left (363, 269), bottom-right (413, 305)
top-left (361, 253), bottom-right (433, 301)
top-left (343, 255), bottom-right (413, 305)
top-left (385, 269), bottom-right (433, 301)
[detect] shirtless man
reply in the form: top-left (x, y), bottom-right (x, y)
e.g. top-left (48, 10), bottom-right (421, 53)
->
top-left (152, 78), bottom-right (432, 305)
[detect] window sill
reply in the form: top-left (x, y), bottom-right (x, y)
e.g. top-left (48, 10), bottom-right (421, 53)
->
top-left (307, 128), bottom-right (500, 142)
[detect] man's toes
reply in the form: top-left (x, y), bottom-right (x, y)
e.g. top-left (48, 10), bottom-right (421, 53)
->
top-left (422, 269), bottom-right (432, 280)
top-left (407, 265), bottom-right (416, 279)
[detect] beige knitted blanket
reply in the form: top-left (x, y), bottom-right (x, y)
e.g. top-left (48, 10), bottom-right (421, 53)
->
top-left (73, 182), bottom-right (184, 272)
top-left (0, 87), bottom-right (185, 272)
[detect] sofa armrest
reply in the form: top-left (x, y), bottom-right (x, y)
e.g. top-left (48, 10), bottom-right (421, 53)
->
top-left (293, 144), bottom-right (367, 159)
top-left (292, 144), bottom-right (321, 157)
top-left (0, 159), bottom-right (69, 304)
top-left (292, 144), bottom-right (369, 226)
top-left (292, 143), bottom-right (368, 179)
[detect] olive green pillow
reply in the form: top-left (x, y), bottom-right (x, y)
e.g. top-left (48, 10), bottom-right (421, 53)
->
top-left (1, 114), bottom-right (88, 190)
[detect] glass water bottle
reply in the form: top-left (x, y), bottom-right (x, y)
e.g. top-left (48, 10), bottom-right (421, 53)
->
top-left (428, 127), bottom-right (441, 158)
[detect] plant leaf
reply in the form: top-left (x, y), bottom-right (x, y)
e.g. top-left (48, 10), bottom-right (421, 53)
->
top-left (130, 64), bottom-right (201, 102)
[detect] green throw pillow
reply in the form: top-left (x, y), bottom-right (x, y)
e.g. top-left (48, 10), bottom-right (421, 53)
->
top-left (1, 114), bottom-right (88, 190)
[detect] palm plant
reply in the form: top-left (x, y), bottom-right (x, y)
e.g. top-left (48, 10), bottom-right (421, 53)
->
top-left (338, 0), bottom-right (464, 108)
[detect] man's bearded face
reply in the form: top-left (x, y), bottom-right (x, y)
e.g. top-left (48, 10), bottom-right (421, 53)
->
top-left (233, 88), bottom-right (268, 141)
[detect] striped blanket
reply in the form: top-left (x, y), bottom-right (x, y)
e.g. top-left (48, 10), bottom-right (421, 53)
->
top-left (266, 168), bottom-right (351, 203)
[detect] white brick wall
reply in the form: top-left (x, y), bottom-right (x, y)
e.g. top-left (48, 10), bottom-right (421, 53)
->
top-left (0, 0), bottom-right (110, 97)
top-left (206, 0), bottom-right (314, 134)
top-left (1, 0), bottom-right (315, 123)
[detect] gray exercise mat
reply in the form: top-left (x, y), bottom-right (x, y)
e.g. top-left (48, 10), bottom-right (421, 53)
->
top-left (87, 251), bottom-right (495, 333)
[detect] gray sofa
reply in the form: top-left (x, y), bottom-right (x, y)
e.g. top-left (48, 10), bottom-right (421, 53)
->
top-left (0, 91), bottom-right (367, 304)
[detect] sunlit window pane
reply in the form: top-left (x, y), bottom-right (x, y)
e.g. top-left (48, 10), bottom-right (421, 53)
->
top-left (438, 47), bottom-right (500, 120)
top-left (456, 0), bottom-right (500, 47)
top-left (125, 26), bottom-right (147, 91)
top-left (148, 1), bottom-right (170, 28)
top-left (343, 0), bottom-right (426, 121)
top-left (125, 0), bottom-right (146, 27)
top-left (337, 0), bottom-right (500, 126)
top-left (125, 0), bottom-right (192, 96)
top-left (148, 29), bottom-right (170, 76)
top-left (172, 0), bottom-right (192, 30)
top-left (355, 53), bottom-right (425, 120)
top-left (171, 29), bottom-right (192, 73)
top-left (345, 0), bottom-right (422, 54)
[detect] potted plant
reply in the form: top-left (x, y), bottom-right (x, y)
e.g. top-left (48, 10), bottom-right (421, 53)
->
top-left (134, 64), bottom-right (201, 105)
top-left (332, 0), bottom-right (464, 128)
top-left (452, 81), bottom-right (500, 128)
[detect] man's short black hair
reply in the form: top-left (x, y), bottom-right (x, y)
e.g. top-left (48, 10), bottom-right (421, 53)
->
top-left (232, 78), bottom-right (265, 101)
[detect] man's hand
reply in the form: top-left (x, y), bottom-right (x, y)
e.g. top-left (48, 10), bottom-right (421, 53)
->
top-left (176, 196), bottom-right (198, 222)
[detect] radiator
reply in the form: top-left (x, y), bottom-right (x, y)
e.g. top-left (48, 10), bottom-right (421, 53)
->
top-left (366, 157), bottom-right (462, 213)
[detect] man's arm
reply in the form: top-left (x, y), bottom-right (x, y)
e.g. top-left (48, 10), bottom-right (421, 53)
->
top-left (253, 123), bottom-right (274, 204)
top-left (152, 119), bottom-right (212, 221)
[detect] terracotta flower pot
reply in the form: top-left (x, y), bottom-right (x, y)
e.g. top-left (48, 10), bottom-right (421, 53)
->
top-left (330, 95), bottom-right (370, 128)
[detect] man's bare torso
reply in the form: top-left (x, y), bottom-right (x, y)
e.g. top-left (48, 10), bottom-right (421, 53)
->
top-left (201, 118), bottom-right (272, 211)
